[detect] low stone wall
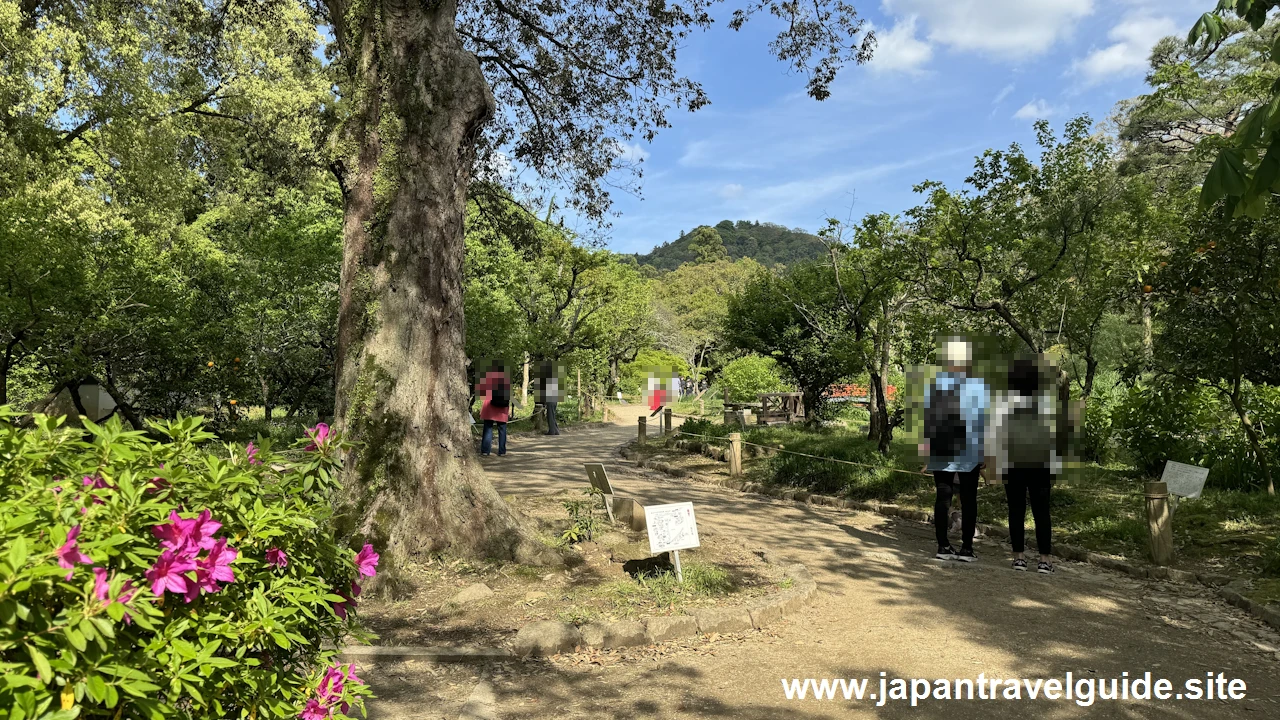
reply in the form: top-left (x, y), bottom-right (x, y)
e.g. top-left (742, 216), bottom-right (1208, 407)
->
top-left (512, 562), bottom-right (819, 657)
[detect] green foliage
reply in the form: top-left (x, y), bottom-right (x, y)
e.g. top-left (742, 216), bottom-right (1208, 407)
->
top-left (1183, 4), bottom-right (1280, 213)
top-left (0, 410), bottom-right (373, 719)
top-left (618, 350), bottom-right (689, 395)
top-left (635, 220), bottom-right (827, 271)
top-left (724, 263), bottom-right (863, 419)
top-left (560, 488), bottom-right (605, 544)
top-left (716, 355), bottom-right (790, 403)
top-left (686, 226), bottom-right (729, 264)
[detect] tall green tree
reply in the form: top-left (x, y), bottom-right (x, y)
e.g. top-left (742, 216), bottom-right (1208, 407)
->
top-left (1151, 198), bottom-right (1280, 495)
top-left (725, 264), bottom-right (862, 421)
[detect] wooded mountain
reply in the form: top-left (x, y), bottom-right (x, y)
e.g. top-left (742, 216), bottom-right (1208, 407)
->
top-left (634, 220), bottom-right (827, 271)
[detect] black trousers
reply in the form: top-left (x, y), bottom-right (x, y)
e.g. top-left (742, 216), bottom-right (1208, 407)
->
top-left (1003, 468), bottom-right (1052, 555)
top-left (545, 401), bottom-right (559, 435)
top-left (933, 468), bottom-right (980, 550)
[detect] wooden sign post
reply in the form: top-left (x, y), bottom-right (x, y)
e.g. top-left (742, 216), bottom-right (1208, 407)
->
top-left (729, 432), bottom-right (742, 477)
top-left (1145, 481), bottom-right (1173, 566)
top-left (645, 502), bottom-right (700, 583)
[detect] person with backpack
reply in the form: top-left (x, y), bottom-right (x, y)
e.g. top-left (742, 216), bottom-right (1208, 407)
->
top-left (922, 338), bottom-right (989, 562)
top-left (987, 356), bottom-right (1058, 574)
top-left (477, 360), bottom-right (512, 457)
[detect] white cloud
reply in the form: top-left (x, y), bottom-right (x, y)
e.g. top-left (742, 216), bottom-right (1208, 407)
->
top-left (1013, 98), bottom-right (1059, 121)
top-left (869, 15), bottom-right (933, 74)
top-left (884, 0), bottom-right (1095, 59)
top-left (614, 141), bottom-right (651, 163)
top-left (993, 83), bottom-right (1015, 104)
top-left (1071, 14), bottom-right (1177, 84)
top-left (719, 183), bottom-right (744, 199)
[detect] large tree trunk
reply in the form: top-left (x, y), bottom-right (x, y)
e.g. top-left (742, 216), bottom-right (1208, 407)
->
top-left (333, 0), bottom-right (556, 582)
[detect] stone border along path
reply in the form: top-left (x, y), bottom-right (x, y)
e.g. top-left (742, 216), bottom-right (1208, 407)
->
top-left (339, 560), bottom-right (819, 663)
top-left (636, 435), bottom-right (1280, 634)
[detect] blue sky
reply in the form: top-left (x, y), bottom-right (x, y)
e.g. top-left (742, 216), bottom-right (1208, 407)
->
top-left (593, 0), bottom-right (1209, 255)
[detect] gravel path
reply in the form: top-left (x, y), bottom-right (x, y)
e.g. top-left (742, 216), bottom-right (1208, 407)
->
top-left (365, 406), bottom-right (1280, 719)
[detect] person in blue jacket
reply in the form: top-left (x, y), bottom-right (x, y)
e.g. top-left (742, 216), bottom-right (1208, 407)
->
top-left (921, 338), bottom-right (989, 562)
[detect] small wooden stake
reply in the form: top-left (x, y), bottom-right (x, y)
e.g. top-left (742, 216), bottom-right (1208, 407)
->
top-left (638, 416), bottom-right (647, 443)
top-left (729, 432), bottom-right (742, 477)
top-left (672, 549), bottom-right (684, 583)
top-left (663, 407), bottom-right (673, 435)
top-left (1145, 480), bottom-right (1173, 566)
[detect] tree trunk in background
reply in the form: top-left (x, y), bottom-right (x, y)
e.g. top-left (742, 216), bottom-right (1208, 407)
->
top-left (874, 314), bottom-right (893, 454)
top-left (1226, 386), bottom-right (1275, 496)
top-left (866, 374), bottom-right (880, 443)
top-left (1081, 355), bottom-right (1099, 401)
top-left (521, 354), bottom-right (530, 408)
top-left (333, 0), bottom-right (557, 584)
top-left (1141, 294), bottom-right (1153, 363)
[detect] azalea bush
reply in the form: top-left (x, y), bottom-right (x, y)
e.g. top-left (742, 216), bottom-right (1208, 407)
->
top-left (0, 409), bottom-right (377, 720)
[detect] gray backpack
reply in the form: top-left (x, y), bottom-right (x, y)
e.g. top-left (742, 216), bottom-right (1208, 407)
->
top-left (1005, 402), bottom-right (1052, 469)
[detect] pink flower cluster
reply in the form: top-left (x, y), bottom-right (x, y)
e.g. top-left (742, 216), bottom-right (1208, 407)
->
top-left (145, 510), bottom-right (238, 602)
top-left (304, 423), bottom-right (331, 452)
top-left (332, 544), bottom-right (378, 619)
top-left (57, 525), bottom-right (139, 622)
top-left (299, 664), bottom-right (362, 719)
top-left (246, 442), bottom-right (263, 465)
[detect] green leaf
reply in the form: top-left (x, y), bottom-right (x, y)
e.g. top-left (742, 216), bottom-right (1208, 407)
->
top-left (1202, 147), bottom-right (1250, 206)
top-left (26, 645), bottom-right (51, 683)
top-left (85, 675), bottom-right (107, 703)
top-left (64, 628), bottom-right (87, 653)
top-left (9, 537), bottom-right (27, 571)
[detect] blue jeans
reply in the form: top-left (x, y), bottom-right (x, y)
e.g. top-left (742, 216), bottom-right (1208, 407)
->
top-left (481, 419), bottom-right (506, 455)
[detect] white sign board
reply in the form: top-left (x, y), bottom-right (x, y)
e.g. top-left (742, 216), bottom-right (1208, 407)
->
top-left (646, 502), bottom-right (701, 554)
top-left (1161, 460), bottom-right (1209, 499)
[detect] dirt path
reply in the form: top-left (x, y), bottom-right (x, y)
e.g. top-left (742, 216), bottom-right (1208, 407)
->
top-left (366, 406), bottom-right (1280, 719)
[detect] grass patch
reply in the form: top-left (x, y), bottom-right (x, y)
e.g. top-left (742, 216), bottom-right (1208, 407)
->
top-left (599, 561), bottom-right (738, 614)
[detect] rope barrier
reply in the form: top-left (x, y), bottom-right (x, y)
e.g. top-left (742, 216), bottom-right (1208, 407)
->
top-left (669, 430), bottom-right (932, 478)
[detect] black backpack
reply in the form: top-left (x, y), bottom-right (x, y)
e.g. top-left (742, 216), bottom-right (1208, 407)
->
top-left (925, 382), bottom-right (966, 458)
top-left (490, 378), bottom-right (511, 408)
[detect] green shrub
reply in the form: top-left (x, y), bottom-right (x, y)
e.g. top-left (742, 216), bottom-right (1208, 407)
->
top-left (0, 409), bottom-right (375, 720)
top-left (715, 355), bottom-right (790, 403)
top-left (618, 350), bottom-right (689, 395)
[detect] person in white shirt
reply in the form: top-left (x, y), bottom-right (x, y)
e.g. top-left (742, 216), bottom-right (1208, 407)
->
top-left (986, 356), bottom-right (1058, 574)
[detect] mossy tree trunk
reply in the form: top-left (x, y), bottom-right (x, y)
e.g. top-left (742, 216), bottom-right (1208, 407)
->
top-left (330, 0), bottom-right (557, 584)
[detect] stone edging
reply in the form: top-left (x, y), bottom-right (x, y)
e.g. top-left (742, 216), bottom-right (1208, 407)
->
top-left (511, 562), bottom-right (818, 657)
top-left (625, 440), bottom-right (1280, 635)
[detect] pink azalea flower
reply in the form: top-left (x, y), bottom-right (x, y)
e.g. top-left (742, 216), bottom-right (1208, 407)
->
top-left (298, 699), bottom-right (328, 720)
top-left (144, 549), bottom-right (197, 598)
top-left (187, 510), bottom-right (222, 551)
top-left (266, 547), bottom-right (288, 568)
top-left (152, 509), bottom-right (222, 556)
top-left (353, 544), bottom-right (379, 577)
top-left (247, 442), bottom-right (262, 465)
top-left (82, 475), bottom-right (113, 505)
top-left (93, 567), bottom-right (111, 601)
top-left (200, 539), bottom-right (238, 585)
top-left (333, 582), bottom-right (360, 620)
top-left (317, 665), bottom-right (346, 706)
top-left (344, 663), bottom-right (362, 685)
top-left (304, 423), bottom-right (331, 451)
top-left (57, 526), bottom-right (93, 580)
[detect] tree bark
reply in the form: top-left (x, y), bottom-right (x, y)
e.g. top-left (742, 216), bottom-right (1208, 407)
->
top-left (1225, 386), bottom-right (1275, 496)
top-left (1141, 294), bottom-right (1153, 364)
top-left (333, 0), bottom-right (557, 582)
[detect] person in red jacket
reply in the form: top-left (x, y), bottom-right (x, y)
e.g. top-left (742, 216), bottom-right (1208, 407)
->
top-left (647, 373), bottom-right (667, 418)
top-left (476, 361), bottom-right (512, 456)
